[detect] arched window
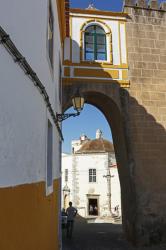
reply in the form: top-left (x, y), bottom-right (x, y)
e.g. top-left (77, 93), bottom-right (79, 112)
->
top-left (84, 25), bottom-right (107, 61)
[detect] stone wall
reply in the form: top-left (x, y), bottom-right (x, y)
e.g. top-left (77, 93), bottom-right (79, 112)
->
top-left (124, 0), bottom-right (166, 246)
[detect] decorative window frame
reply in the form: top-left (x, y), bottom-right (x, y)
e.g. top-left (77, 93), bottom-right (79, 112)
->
top-left (80, 19), bottom-right (113, 64)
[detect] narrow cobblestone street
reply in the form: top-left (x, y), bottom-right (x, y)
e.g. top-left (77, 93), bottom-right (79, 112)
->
top-left (62, 216), bottom-right (166, 250)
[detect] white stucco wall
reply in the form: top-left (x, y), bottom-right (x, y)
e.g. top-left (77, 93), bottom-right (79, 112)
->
top-left (71, 17), bottom-right (85, 63)
top-left (106, 20), bottom-right (120, 65)
top-left (61, 154), bottom-right (73, 206)
top-left (75, 154), bottom-right (108, 216)
top-left (110, 167), bottom-right (121, 214)
top-left (62, 152), bottom-right (121, 217)
top-left (120, 23), bottom-right (127, 64)
top-left (64, 37), bottom-right (71, 61)
top-left (0, 0), bottom-right (62, 189)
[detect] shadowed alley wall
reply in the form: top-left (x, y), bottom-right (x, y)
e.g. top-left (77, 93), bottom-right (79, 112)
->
top-left (124, 1), bottom-right (166, 246)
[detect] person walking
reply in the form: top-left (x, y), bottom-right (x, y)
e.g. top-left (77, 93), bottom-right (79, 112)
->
top-left (66, 201), bottom-right (77, 239)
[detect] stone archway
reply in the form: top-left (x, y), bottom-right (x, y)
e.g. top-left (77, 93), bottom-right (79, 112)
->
top-left (62, 81), bottom-right (137, 243)
top-left (62, 3), bottom-right (166, 247)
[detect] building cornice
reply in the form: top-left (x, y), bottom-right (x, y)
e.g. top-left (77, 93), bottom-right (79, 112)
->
top-left (70, 8), bottom-right (129, 18)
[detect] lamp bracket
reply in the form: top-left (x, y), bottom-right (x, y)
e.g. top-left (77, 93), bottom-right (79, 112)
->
top-left (56, 111), bottom-right (80, 122)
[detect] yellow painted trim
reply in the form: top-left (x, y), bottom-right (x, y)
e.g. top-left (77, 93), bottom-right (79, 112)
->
top-left (74, 68), bottom-right (119, 79)
top-left (70, 16), bottom-right (72, 61)
top-left (64, 67), bottom-right (70, 77)
top-left (80, 18), bottom-right (112, 33)
top-left (80, 29), bottom-right (83, 62)
top-left (109, 31), bottom-right (113, 64)
top-left (56, 0), bottom-right (66, 43)
top-left (70, 8), bottom-right (129, 18)
top-left (63, 61), bottom-right (128, 69)
top-left (62, 77), bottom-right (130, 87)
top-left (122, 70), bottom-right (128, 80)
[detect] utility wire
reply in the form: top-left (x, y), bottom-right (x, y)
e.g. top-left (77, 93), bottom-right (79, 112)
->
top-left (0, 26), bottom-right (63, 140)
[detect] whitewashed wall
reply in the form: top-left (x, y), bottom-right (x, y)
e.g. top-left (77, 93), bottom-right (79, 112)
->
top-left (61, 154), bottom-right (73, 206)
top-left (110, 167), bottom-right (121, 215)
top-left (62, 152), bottom-right (121, 217)
top-left (120, 23), bottom-right (127, 64)
top-left (0, 0), bottom-right (62, 188)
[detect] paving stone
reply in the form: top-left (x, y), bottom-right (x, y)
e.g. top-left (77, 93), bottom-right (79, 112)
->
top-left (62, 217), bottom-right (166, 250)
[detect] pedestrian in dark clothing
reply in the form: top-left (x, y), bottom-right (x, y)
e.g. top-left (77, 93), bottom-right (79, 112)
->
top-left (66, 201), bottom-right (77, 239)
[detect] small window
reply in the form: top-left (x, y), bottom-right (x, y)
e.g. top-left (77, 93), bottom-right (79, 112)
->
top-left (48, 0), bottom-right (54, 68)
top-left (47, 120), bottom-right (53, 189)
top-left (65, 169), bottom-right (68, 182)
top-left (89, 169), bottom-right (96, 183)
top-left (84, 25), bottom-right (107, 61)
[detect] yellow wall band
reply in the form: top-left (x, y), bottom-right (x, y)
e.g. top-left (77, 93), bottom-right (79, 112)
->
top-left (63, 77), bottom-right (130, 88)
top-left (74, 68), bottom-right (119, 79)
top-left (64, 67), bottom-right (70, 77)
top-left (63, 61), bottom-right (128, 69)
top-left (122, 70), bottom-right (128, 80)
top-left (0, 180), bottom-right (60, 250)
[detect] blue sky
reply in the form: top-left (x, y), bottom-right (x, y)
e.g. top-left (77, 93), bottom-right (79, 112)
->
top-left (62, 105), bottom-right (113, 153)
top-left (70, 0), bottom-right (123, 12)
top-left (70, 0), bottom-right (164, 10)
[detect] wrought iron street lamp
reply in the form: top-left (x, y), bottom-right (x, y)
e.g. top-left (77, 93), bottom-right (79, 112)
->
top-left (63, 184), bottom-right (70, 196)
top-left (63, 184), bottom-right (70, 209)
top-left (56, 91), bottom-right (85, 122)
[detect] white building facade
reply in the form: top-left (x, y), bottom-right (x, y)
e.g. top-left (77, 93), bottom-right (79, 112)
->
top-left (0, 0), bottom-right (68, 249)
top-left (62, 130), bottom-right (121, 218)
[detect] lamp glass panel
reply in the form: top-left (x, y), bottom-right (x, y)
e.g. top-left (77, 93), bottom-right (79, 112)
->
top-left (72, 97), bottom-right (80, 110)
top-left (72, 96), bottom-right (84, 111)
top-left (80, 97), bottom-right (85, 109)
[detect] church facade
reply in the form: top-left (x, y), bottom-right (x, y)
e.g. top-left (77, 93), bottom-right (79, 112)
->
top-left (62, 130), bottom-right (121, 218)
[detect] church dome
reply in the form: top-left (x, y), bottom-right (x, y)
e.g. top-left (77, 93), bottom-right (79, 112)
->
top-left (76, 138), bottom-right (114, 154)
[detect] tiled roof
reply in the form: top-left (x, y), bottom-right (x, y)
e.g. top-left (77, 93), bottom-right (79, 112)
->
top-left (76, 138), bottom-right (114, 154)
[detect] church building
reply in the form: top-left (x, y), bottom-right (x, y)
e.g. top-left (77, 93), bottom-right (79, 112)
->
top-left (62, 130), bottom-right (121, 218)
